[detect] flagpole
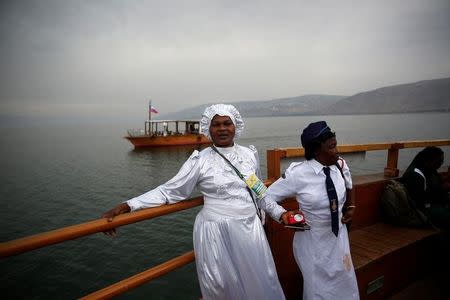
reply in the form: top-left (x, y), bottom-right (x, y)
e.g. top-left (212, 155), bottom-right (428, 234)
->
top-left (149, 99), bottom-right (152, 121)
top-left (148, 99), bottom-right (152, 135)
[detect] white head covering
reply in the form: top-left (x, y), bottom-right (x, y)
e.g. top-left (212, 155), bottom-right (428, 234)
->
top-left (200, 104), bottom-right (244, 140)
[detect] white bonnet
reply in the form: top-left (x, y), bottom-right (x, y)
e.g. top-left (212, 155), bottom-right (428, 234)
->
top-left (200, 104), bottom-right (244, 139)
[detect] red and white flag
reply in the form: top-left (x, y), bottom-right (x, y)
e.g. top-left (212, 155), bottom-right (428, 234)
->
top-left (150, 105), bottom-right (159, 114)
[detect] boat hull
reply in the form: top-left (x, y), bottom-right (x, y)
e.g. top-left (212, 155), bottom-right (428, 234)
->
top-left (125, 134), bottom-right (212, 148)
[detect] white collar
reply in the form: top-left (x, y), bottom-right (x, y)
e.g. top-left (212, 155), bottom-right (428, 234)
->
top-left (414, 168), bottom-right (425, 179)
top-left (309, 159), bottom-right (338, 175)
top-left (414, 168), bottom-right (427, 190)
top-left (214, 144), bottom-right (236, 155)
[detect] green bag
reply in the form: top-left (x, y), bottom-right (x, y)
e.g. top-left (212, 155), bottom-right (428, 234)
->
top-left (380, 180), bottom-right (429, 227)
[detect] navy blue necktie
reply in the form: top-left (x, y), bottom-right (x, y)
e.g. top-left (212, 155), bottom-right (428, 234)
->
top-left (323, 167), bottom-right (339, 237)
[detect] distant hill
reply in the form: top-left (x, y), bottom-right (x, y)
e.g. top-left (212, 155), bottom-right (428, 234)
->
top-left (319, 78), bottom-right (450, 115)
top-left (158, 78), bottom-right (450, 119)
top-left (159, 95), bottom-right (346, 119)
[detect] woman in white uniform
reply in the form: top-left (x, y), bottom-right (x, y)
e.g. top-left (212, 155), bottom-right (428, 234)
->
top-left (260, 121), bottom-right (359, 300)
top-left (102, 104), bottom-right (285, 300)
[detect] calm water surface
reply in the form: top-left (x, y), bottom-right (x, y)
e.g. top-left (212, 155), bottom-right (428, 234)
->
top-left (1, 113), bottom-right (449, 299)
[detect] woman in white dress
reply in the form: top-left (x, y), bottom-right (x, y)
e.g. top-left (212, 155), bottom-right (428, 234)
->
top-left (102, 104), bottom-right (285, 300)
top-left (260, 121), bottom-right (359, 300)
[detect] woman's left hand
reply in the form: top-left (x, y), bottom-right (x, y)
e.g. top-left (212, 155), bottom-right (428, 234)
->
top-left (341, 207), bottom-right (355, 224)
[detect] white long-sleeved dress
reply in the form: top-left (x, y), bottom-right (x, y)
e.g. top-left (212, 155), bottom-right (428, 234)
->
top-left (127, 145), bottom-right (285, 300)
top-left (260, 158), bottom-right (359, 300)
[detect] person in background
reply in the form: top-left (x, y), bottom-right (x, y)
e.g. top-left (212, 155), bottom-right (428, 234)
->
top-left (260, 121), bottom-right (359, 300)
top-left (102, 104), bottom-right (285, 300)
top-left (401, 146), bottom-right (450, 231)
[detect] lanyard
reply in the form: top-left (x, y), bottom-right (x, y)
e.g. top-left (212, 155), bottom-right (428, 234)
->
top-left (211, 146), bottom-right (262, 220)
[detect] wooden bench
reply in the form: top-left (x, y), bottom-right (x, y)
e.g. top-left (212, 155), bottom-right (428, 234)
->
top-left (265, 172), bottom-right (444, 300)
top-left (349, 173), bottom-right (441, 299)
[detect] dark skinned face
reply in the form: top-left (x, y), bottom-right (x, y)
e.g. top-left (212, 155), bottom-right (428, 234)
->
top-left (209, 115), bottom-right (236, 147)
top-left (315, 137), bottom-right (338, 166)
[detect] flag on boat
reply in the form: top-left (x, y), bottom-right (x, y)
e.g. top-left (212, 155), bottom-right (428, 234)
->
top-left (150, 105), bottom-right (159, 114)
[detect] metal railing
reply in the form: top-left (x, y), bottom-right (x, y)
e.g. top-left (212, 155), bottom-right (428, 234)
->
top-left (1, 139), bottom-right (449, 299)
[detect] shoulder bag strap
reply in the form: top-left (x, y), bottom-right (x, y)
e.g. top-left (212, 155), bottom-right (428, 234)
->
top-left (211, 146), bottom-right (262, 220)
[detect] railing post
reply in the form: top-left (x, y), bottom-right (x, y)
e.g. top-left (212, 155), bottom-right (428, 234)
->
top-left (267, 149), bottom-right (285, 180)
top-left (384, 143), bottom-right (403, 177)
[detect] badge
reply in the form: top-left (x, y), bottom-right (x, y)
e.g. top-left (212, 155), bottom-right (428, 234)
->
top-left (332, 199), bottom-right (337, 212)
top-left (245, 173), bottom-right (267, 199)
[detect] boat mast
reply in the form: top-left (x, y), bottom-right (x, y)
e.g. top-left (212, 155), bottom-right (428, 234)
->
top-left (149, 99), bottom-right (152, 122)
top-left (148, 99), bottom-right (152, 135)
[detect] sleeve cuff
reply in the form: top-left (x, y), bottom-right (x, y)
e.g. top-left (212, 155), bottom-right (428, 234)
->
top-left (273, 207), bottom-right (287, 223)
top-left (125, 199), bottom-right (140, 212)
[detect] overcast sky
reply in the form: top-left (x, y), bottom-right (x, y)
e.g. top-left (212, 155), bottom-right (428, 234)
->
top-left (1, 0), bottom-right (449, 120)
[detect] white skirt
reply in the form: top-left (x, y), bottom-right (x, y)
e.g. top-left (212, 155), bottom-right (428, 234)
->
top-left (293, 220), bottom-right (359, 300)
top-left (193, 208), bottom-right (285, 300)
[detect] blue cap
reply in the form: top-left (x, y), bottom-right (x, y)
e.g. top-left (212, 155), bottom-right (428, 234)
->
top-left (300, 121), bottom-right (331, 147)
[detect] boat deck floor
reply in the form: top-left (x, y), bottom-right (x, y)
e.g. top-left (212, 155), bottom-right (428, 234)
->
top-left (350, 223), bottom-right (439, 270)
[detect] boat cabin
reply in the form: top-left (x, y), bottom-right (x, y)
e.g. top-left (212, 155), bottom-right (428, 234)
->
top-left (126, 120), bottom-right (210, 148)
top-left (133, 120), bottom-right (200, 136)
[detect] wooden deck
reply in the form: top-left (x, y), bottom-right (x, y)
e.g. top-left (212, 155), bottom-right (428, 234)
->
top-left (351, 223), bottom-right (440, 299)
top-left (265, 171), bottom-right (447, 300)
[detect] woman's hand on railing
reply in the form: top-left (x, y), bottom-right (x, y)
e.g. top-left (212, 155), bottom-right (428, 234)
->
top-left (101, 203), bottom-right (131, 236)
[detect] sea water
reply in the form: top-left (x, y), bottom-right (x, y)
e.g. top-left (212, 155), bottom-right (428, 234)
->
top-left (1, 113), bottom-right (449, 299)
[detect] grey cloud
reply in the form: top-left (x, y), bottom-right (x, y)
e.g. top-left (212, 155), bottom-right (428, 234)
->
top-left (0, 0), bottom-right (449, 119)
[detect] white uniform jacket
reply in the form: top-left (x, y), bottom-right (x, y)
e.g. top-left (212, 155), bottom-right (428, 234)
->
top-left (260, 158), bottom-right (359, 300)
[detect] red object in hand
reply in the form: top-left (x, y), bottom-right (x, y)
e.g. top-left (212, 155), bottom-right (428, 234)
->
top-left (288, 212), bottom-right (306, 225)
